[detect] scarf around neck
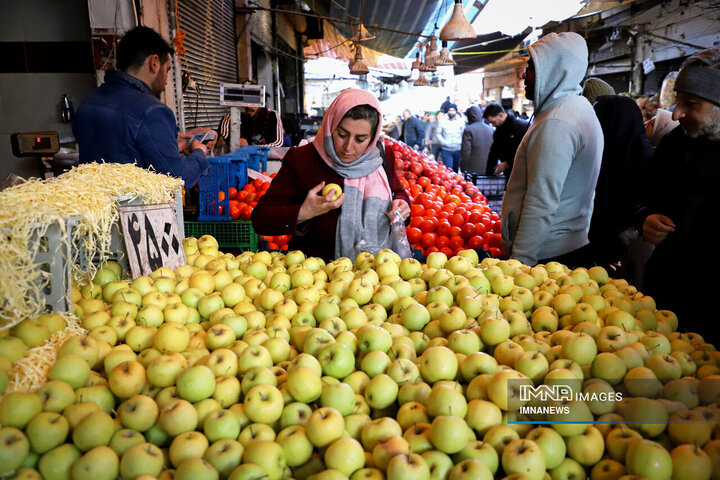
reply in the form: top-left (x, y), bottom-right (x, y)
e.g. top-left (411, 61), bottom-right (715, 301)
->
top-left (312, 89), bottom-right (394, 259)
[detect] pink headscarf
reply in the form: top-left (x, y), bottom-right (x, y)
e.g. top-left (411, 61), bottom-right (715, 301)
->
top-left (312, 89), bottom-right (383, 166)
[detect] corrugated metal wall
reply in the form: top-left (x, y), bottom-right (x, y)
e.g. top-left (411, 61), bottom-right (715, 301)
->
top-left (174, 0), bottom-right (238, 129)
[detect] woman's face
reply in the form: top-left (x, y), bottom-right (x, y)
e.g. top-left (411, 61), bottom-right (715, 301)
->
top-left (332, 117), bottom-right (374, 163)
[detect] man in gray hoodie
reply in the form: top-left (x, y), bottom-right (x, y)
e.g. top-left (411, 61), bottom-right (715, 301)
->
top-left (501, 32), bottom-right (603, 267)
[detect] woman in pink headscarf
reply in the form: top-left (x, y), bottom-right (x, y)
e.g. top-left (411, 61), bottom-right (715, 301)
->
top-left (251, 89), bottom-right (410, 261)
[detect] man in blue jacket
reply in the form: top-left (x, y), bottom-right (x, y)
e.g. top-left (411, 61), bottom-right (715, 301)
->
top-left (73, 26), bottom-right (211, 187)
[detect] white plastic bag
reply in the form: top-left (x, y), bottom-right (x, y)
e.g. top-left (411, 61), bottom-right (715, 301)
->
top-left (390, 210), bottom-right (413, 259)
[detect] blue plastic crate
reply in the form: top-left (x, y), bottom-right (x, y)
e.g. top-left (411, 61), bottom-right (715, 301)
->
top-left (198, 157), bottom-right (232, 221)
top-left (235, 146), bottom-right (269, 172)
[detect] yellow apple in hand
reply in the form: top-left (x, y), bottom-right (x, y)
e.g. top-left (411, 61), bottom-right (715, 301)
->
top-left (322, 183), bottom-right (342, 201)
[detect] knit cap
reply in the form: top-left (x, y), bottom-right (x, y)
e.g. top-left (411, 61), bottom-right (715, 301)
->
top-left (582, 77), bottom-right (616, 104)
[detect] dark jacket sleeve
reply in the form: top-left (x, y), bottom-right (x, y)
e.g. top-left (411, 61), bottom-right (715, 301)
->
top-left (461, 127), bottom-right (473, 171)
top-left (486, 130), bottom-right (501, 175)
top-left (136, 105), bottom-right (209, 187)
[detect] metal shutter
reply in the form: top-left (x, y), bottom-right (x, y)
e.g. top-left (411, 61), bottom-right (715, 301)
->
top-left (173, 0), bottom-right (238, 129)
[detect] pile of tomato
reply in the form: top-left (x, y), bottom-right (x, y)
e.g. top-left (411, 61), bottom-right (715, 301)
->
top-left (386, 138), bottom-right (504, 258)
top-left (218, 173), bottom-right (292, 251)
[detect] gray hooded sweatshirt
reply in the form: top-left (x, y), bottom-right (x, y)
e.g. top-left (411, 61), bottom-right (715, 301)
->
top-left (501, 32), bottom-right (603, 266)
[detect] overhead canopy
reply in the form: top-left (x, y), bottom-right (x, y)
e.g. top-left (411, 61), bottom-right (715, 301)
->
top-left (450, 31), bottom-right (529, 75)
top-left (310, 0), bottom-right (446, 58)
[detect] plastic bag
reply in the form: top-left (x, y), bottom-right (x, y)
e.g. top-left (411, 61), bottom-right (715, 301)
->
top-left (659, 71), bottom-right (678, 109)
top-left (390, 210), bottom-right (413, 259)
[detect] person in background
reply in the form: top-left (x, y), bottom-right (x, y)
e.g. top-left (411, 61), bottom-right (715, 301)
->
top-left (420, 112), bottom-right (431, 150)
top-left (582, 77), bottom-right (616, 105)
top-left (440, 96), bottom-right (453, 114)
top-left (402, 108), bottom-right (425, 150)
top-left (519, 111), bottom-right (529, 120)
top-left (383, 116), bottom-right (401, 140)
top-left (251, 89), bottom-right (410, 261)
top-left (501, 32), bottom-right (603, 268)
top-left (73, 26), bottom-right (212, 187)
top-left (645, 108), bottom-right (679, 147)
top-left (589, 95), bottom-right (654, 278)
top-left (425, 112), bottom-right (444, 161)
top-left (635, 47), bottom-right (720, 344)
top-left (217, 102), bottom-right (284, 148)
top-left (482, 103), bottom-right (529, 177)
top-left (435, 104), bottom-right (465, 172)
top-left (461, 106), bottom-right (494, 176)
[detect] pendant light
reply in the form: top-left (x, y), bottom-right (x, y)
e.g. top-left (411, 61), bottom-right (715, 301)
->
top-left (354, 23), bottom-right (375, 42)
top-left (411, 52), bottom-right (421, 70)
top-left (414, 71), bottom-right (430, 86)
top-left (424, 36), bottom-right (440, 69)
top-left (349, 43), bottom-right (369, 75)
top-left (439, 0), bottom-right (477, 41)
top-left (435, 40), bottom-right (456, 66)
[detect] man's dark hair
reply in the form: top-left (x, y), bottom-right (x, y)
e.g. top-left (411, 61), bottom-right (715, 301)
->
top-left (342, 104), bottom-right (380, 137)
top-left (117, 26), bottom-right (174, 72)
top-left (482, 103), bottom-right (505, 119)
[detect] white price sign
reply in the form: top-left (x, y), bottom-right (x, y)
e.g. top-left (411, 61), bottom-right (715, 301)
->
top-left (119, 204), bottom-right (186, 278)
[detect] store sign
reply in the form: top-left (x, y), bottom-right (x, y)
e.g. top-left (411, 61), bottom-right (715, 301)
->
top-left (119, 204), bottom-right (186, 278)
top-left (643, 58), bottom-right (656, 75)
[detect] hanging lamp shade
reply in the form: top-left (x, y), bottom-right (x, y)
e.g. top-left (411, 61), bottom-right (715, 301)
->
top-left (435, 40), bottom-right (456, 66)
top-left (354, 23), bottom-right (375, 41)
top-left (414, 71), bottom-right (429, 86)
top-left (349, 44), bottom-right (369, 75)
top-left (424, 36), bottom-right (440, 68)
top-left (439, 0), bottom-right (477, 41)
top-left (411, 52), bottom-right (421, 70)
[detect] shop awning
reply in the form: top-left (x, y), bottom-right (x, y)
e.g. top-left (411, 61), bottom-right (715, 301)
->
top-left (450, 32), bottom-right (529, 75)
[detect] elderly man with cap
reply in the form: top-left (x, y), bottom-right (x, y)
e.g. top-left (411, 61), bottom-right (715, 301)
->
top-left (635, 47), bottom-right (720, 344)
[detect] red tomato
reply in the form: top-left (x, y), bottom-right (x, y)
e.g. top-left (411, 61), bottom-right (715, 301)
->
top-left (489, 247), bottom-right (503, 258)
top-left (228, 187), bottom-right (238, 200)
top-left (419, 218), bottom-right (436, 234)
top-left (449, 214), bottom-right (464, 227)
top-left (240, 205), bottom-right (253, 220)
top-left (424, 208), bottom-right (437, 218)
top-left (268, 242), bottom-right (280, 250)
top-left (473, 223), bottom-right (487, 237)
top-left (469, 211), bottom-right (483, 223)
top-left (420, 233), bottom-right (437, 249)
top-left (218, 191), bottom-right (226, 203)
top-left (243, 184), bottom-right (256, 193)
top-left (435, 235), bottom-right (450, 249)
top-left (441, 247), bottom-right (455, 257)
top-left (230, 205), bottom-right (240, 219)
top-left (468, 235), bottom-right (483, 249)
top-left (487, 233), bottom-right (503, 249)
top-left (253, 178), bottom-right (264, 189)
top-left (409, 217), bottom-right (423, 229)
top-left (406, 227), bottom-right (423, 244)
top-left (246, 192), bottom-right (256, 203)
top-left (448, 226), bottom-right (462, 238)
top-left (237, 190), bottom-right (249, 201)
top-left (449, 235), bottom-right (465, 250)
top-left (436, 220), bottom-right (452, 237)
top-left (410, 204), bottom-right (425, 217)
top-left (460, 223), bottom-right (476, 239)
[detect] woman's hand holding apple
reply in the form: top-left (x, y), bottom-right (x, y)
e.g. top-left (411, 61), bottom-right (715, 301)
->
top-left (297, 181), bottom-right (345, 223)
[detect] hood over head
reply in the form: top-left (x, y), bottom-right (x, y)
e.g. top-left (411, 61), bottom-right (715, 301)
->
top-left (465, 106), bottom-right (482, 124)
top-left (527, 32), bottom-right (589, 113)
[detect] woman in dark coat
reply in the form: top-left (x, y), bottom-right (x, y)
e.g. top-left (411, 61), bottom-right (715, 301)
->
top-left (251, 89), bottom-right (410, 261)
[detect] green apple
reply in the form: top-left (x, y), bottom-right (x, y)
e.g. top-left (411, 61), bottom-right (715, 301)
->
top-left (159, 398), bottom-right (199, 436)
top-left (118, 442), bottom-right (164, 480)
top-left (0, 427), bottom-right (30, 475)
top-left (38, 443), bottom-right (82, 480)
top-left (429, 416), bottom-right (471, 454)
top-left (501, 439), bottom-right (546, 480)
top-left (325, 437), bottom-right (365, 477)
top-left (0, 392), bottom-right (42, 429)
top-left (117, 395), bottom-right (158, 432)
top-left (241, 440), bottom-right (286, 480)
top-left (70, 445), bottom-right (119, 480)
top-left (176, 365), bottom-right (216, 402)
top-left (108, 360), bottom-right (146, 399)
top-left (72, 410), bottom-right (116, 452)
top-left (626, 439), bottom-right (673, 480)
top-left (525, 427), bottom-right (565, 470)
top-left (244, 384), bottom-right (284, 424)
top-left (419, 346), bottom-right (458, 383)
top-left (565, 425), bottom-right (604, 467)
top-left (203, 409), bottom-right (241, 443)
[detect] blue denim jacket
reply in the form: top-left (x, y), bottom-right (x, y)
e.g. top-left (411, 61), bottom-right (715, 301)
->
top-left (73, 70), bottom-right (209, 187)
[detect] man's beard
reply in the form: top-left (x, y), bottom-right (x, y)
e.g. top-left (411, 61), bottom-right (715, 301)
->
top-left (151, 74), bottom-right (165, 99)
top-left (696, 121), bottom-right (720, 138)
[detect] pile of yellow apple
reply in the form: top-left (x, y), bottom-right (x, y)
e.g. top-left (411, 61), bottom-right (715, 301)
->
top-left (1, 234), bottom-right (719, 480)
